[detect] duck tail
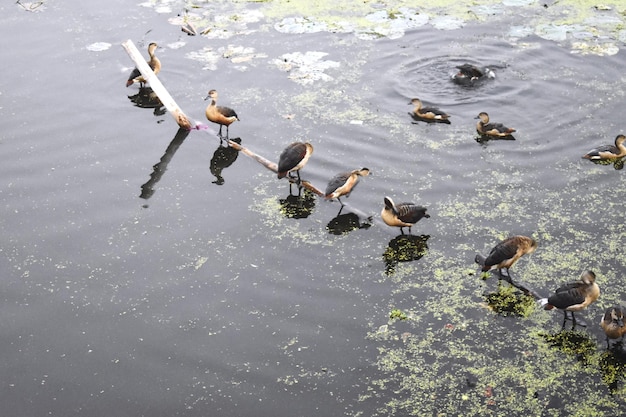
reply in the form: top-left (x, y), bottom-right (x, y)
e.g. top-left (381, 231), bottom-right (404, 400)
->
top-left (538, 298), bottom-right (553, 310)
top-left (474, 254), bottom-right (486, 267)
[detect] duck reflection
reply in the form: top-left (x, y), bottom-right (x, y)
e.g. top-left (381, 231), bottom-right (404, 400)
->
top-left (210, 137), bottom-right (242, 185)
top-left (383, 234), bottom-right (430, 275)
top-left (326, 205), bottom-right (372, 235)
top-left (279, 188), bottom-right (316, 219)
top-left (128, 86), bottom-right (166, 116)
top-left (140, 128), bottom-right (190, 200)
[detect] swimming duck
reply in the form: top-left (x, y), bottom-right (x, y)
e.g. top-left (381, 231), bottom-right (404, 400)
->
top-left (452, 64), bottom-right (495, 84)
top-left (475, 235), bottom-right (537, 278)
top-left (381, 196), bottom-right (430, 235)
top-left (325, 168), bottom-right (370, 206)
top-left (204, 90), bottom-right (240, 137)
top-left (277, 142), bottom-right (314, 181)
top-left (600, 306), bottom-right (626, 347)
top-left (475, 112), bottom-right (516, 137)
top-left (539, 270), bottom-right (600, 328)
top-left (582, 134), bottom-right (626, 161)
top-left (408, 98), bottom-right (450, 122)
top-left (126, 42), bottom-right (161, 87)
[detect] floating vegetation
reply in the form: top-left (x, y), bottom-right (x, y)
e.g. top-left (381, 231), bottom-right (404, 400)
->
top-left (271, 51), bottom-right (340, 85)
top-left (85, 42), bottom-right (112, 52)
top-left (484, 285), bottom-right (536, 317)
top-left (389, 308), bottom-right (408, 321)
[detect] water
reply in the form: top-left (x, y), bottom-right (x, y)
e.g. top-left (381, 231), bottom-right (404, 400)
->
top-left (2, 1), bottom-right (626, 416)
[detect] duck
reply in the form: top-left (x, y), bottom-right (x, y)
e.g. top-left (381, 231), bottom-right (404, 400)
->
top-left (475, 235), bottom-right (537, 278)
top-left (452, 64), bottom-right (495, 85)
top-left (408, 98), bottom-right (450, 122)
top-left (204, 90), bottom-right (240, 137)
top-left (381, 196), bottom-right (430, 235)
top-left (600, 306), bottom-right (626, 347)
top-left (539, 270), bottom-right (600, 328)
top-left (325, 168), bottom-right (370, 206)
top-left (126, 42), bottom-right (161, 87)
top-left (582, 134), bottom-right (626, 161)
top-left (277, 142), bottom-right (314, 181)
top-left (475, 112), bottom-right (516, 137)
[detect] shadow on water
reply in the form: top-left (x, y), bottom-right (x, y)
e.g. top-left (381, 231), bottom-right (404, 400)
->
top-left (210, 137), bottom-right (242, 185)
top-left (584, 157), bottom-right (626, 171)
top-left (128, 86), bottom-right (167, 116)
top-left (279, 188), bottom-right (316, 219)
top-left (383, 234), bottom-right (430, 275)
top-left (140, 128), bottom-right (190, 200)
top-left (326, 205), bottom-right (372, 235)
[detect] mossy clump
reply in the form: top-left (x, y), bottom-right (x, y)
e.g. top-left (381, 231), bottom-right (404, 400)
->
top-left (485, 285), bottom-right (536, 317)
top-left (390, 308), bottom-right (408, 321)
top-left (598, 348), bottom-right (626, 393)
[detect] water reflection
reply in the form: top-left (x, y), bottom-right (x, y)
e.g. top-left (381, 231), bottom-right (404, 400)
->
top-left (279, 188), bottom-right (316, 219)
top-left (210, 137), bottom-right (242, 185)
top-left (598, 348), bottom-right (626, 393)
top-left (140, 128), bottom-right (190, 200)
top-left (128, 86), bottom-right (166, 116)
top-left (326, 205), bottom-right (372, 235)
top-left (584, 158), bottom-right (625, 171)
top-left (383, 234), bottom-right (430, 275)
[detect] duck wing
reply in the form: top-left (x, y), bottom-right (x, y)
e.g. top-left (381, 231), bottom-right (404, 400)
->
top-left (217, 105), bottom-right (239, 119)
top-left (325, 172), bottom-right (351, 196)
top-left (395, 203), bottom-right (429, 223)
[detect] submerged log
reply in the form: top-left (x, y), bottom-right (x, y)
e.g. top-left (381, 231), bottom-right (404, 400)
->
top-left (122, 39), bottom-right (194, 130)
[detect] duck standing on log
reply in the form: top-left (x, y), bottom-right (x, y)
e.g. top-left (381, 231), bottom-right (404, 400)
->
top-left (204, 89), bottom-right (240, 138)
top-left (325, 168), bottom-right (370, 206)
top-left (277, 142), bottom-right (314, 182)
top-left (126, 42), bottom-right (161, 87)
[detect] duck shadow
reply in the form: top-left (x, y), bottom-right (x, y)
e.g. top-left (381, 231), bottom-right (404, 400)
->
top-left (279, 187), bottom-right (316, 219)
top-left (210, 137), bottom-right (242, 185)
top-left (539, 329), bottom-right (597, 365)
top-left (475, 134), bottom-right (516, 144)
top-left (599, 343), bottom-right (626, 392)
top-left (128, 86), bottom-right (166, 116)
top-left (140, 127), bottom-right (190, 200)
top-left (408, 112), bottom-right (451, 125)
top-left (383, 234), bottom-right (430, 275)
top-left (585, 157), bottom-right (625, 170)
top-left (326, 205), bottom-right (372, 235)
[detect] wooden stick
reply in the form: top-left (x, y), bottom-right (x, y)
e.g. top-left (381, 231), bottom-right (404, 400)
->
top-left (122, 39), bottom-right (194, 130)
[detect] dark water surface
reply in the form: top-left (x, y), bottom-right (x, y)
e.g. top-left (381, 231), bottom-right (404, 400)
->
top-left (2, 1), bottom-right (626, 416)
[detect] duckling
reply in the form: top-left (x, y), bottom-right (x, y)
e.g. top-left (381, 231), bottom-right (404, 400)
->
top-left (475, 236), bottom-right (537, 278)
top-left (408, 98), bottom-right (450, 122)
top-left (600, 306), bottom-right (626, 347)
top-left (582, 134), bottom-right (626, 161)
top-left (277, 142), bottom-right (314, 181)
top-left (452, 64), bottom-right (495, 84)
top-left (126, 42), bottom-right (161, 87)
top-left (539, 270), bottom-right (600, 328)
top-left (475, 112), bottom-right (516, 137)
top-left (204, 90), bottom-right (240, 138)
top-left (381, 196), bottom-right (430, 235)
top-left (325, 168), bottom-right (370, 206)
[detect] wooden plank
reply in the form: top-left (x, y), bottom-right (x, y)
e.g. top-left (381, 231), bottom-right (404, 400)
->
top-left (122, 39), bottom-right (194, 130)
